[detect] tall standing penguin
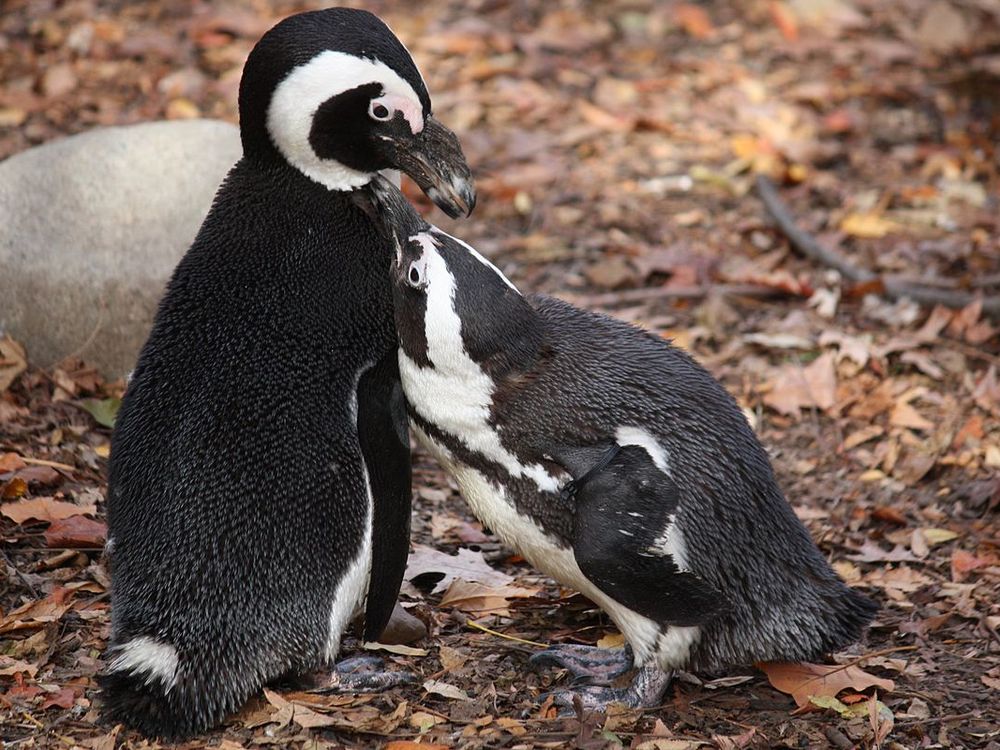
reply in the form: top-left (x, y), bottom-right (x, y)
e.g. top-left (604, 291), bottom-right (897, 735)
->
top-left (100, 10), bottom-right (475, 739)
top-left (367, 179), bottom-right (876, 710)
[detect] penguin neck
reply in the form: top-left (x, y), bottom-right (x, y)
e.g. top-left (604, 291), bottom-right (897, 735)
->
top-left (463, 299), bottom-right (548, 384)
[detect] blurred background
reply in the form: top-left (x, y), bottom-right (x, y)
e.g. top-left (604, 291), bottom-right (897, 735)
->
top-left (1, 2), bottom-right (999, 747)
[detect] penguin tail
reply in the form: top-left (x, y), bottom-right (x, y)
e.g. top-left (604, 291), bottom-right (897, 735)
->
top-left (99, 641), bottom-right (241, 740)
top-left (812, 583), bottom-right (880, 655)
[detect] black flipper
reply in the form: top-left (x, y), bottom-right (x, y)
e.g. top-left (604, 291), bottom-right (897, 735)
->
top-left (356, 351), bottom-right (412, 641)
top-left (570, 445), bottom-right (727, 628)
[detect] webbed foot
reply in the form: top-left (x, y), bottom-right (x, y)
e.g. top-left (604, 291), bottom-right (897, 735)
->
top-left (315, 655), bottom-right (417, 693)
top-left (544, 666), bottom-right (671, 715)
top-left (530, 643), bottom-right (634, 685)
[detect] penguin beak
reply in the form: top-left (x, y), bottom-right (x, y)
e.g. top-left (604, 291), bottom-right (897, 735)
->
top-left (384, 115), bottom-right (476, 219)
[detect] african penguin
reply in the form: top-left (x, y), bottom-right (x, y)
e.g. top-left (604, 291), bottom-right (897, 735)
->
top-left (366, 177), bottom-right (877, 710)
top-left (99, 10), bottom-right (475, 739)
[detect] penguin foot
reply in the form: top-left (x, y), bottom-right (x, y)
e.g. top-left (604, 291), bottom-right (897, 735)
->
top-left (333, 655), bottom-right (387, 674)
top-left (544, 666), bottom-right (672, 715)
top-left (316, 656), bottom-right (417, 693)
top-left (529, 644), bottom-right (634, 686)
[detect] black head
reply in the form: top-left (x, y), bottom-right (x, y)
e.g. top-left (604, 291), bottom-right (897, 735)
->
top-left (239, 8), bottom-right (475, 217)
top-left (367, 177), bottom-right (542, 378)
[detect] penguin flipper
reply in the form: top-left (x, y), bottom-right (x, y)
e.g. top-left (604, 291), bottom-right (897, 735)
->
top-left (356, 352), bottom-right (412, 641)
top-left (569, 444), bottom-right (727, 628)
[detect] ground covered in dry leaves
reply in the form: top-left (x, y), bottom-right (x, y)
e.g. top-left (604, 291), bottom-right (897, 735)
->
top-left (2, 0), bottom-right (1000, 748)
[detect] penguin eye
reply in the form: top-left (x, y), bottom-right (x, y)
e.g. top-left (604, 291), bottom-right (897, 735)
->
top-left (369, 100), bottom-right (393, 122)
top-left (407, 262), bottom-right (424, 288)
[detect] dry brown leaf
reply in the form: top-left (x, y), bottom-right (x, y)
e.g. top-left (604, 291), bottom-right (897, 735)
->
top-left (2, 497), bottom-right (98, 524)
top-left (840, 212), bottom-right (899, 238)
top-left (438, 579), bottom-right (540, 616)
top-left (0, 336), bottom-right (28, 393)
top-left (0, 590), bottom-right (75, 634)
top-left (915, 1), bottom-right (971, 52)
top-left (438, 645), bottom-right (469, 671)
top-left (769, 1), bottom-right (799, 41)
top-left (44, 516), bottom-right (107, 548)
top-left (0, 452), bottom-right (26, 472)
top-left (262, 689), bottom-right (294, 729)
top-left (759, 661), bottom-right (894, 709)
top-left (763, 352), bottom-right (837, 416)
top-left (0, 657), bottom-right (39, 678)
top-left (405, 545), bottom-right (514, 593)
top-left (951, 548), bottom-right (995, 582)
top-left (674, 4), bottom-right (714, 38)
top-left (385, 743), bottom-right (450, 750)
top-left (41, 686), bottom-right (78, 710)
top-left (423, 678), bottom-right (470, 701)
top-left (889, 401), bottom-right (934, 432)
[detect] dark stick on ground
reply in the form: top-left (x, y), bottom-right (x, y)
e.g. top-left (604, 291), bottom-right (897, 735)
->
top-left (564, 283), bottom-right (788, 308)
top-left (754, 175), bottom-right (1000, 315)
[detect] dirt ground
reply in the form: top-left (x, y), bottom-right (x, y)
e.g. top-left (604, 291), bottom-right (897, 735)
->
top-left (2, 0), bottom-right (999, 748)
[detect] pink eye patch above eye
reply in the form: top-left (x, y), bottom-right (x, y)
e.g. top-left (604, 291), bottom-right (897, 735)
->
top-left (375, 93), bottom-right (424, 134)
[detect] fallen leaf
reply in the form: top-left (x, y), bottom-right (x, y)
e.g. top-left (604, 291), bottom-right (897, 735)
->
top-left (0, 336), bottom-right (28, 393)
top-left (385, 743), bottom-right (450, 750)
top-left (423, 679), bottom-right (470, 701)
top-left (769, 1), bottom-right (799, 41)
top-left (763, 352), bottom-right (837, 416)
top-left (759, 661), bottom-right (894, 709)
top-left (497, 717), bottom-right (527, 736)
top-left (674, 4), bottom-right (714, 39)
top-left (79, 398), bottom-right (121, 429)
top-left (0, 452), bottom-right (26, 472)
top-left (951, 548), bottom-right (994, 582)
top-left (840, 212), bottom-right (899, 238)
top-left (598, 632), bottom-right (626, 649)
top-left (409, 710), bottom-right (445, 731)
top-left (405, 545), bottom-right (514, 593)
top-left (438, 579), bottom-right (540, 616)
top-left (915, 1), bottom-right (971, 52)
top-left (438, 645), bottom-right (469, 671)
top-left (921, 528), bottom-right (958, 547)
top-left (262, 689), bottom-right (294, 729)
top-left (362, 641), bottom-right (429, 657)
top-left (848, 539), bottom-right (919, 563)
top-left (2, 477), bottom-right (28, 500)
top-left (0, 657), bottom-right (39, 678)
top-left (2, 497), bottom-right (98, 524)
top-left (41, 687), bottom-right (78, 710)
top-left (44, 516), bottom-right (107, 547)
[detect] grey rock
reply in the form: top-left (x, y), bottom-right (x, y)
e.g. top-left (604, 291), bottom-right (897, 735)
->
top-left (0, 119), bottom-right (242, 376)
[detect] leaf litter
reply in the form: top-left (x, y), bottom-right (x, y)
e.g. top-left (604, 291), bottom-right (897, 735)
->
top-left (2, 0), bottom-right (999, 748)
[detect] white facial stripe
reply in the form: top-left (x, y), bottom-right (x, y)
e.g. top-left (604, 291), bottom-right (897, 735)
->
top-left (399, 235), bottom-right (558, 493)
top-left (108, 636), bottom-right (179, 690)
top-left (430, 226), bottom-right (520, 293)
top-left (267, 50), bottom-right (424, 191)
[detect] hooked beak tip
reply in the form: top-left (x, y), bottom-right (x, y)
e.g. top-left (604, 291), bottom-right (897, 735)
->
top-left (428, 176), bottom-right (477, 219)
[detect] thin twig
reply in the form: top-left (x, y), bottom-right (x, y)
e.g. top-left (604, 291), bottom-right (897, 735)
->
top-left (755, 175), bottom-right (1000, 314)
top-left (898, 710), bottom-right (979, 727)
top-left (465, 620), bottom-right (548, 648)
top-left (20, 456), bottom-right (77, 473)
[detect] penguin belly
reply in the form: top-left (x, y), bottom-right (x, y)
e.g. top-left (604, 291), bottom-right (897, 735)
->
top-left (411, 423), bottom-right (700, 669)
